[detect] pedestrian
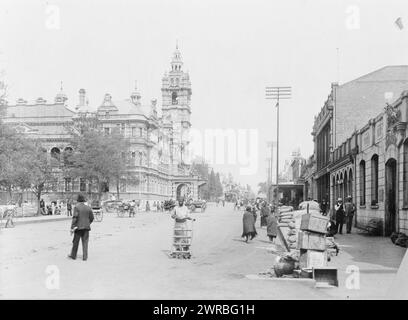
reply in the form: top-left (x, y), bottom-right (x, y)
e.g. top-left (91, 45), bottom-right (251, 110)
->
top-left (171, 198), bottom-right (195, 251)
top-left (260, 201), bottom-right (269, 227)
top-left (242, 206), bottom-right (257, 242)
top-left (130, 200), bottom-right (136, 217)
top-left (67, 200), bottom-right (72, 216)
top-left (251, 205), bottom-right (257, 223)
top-left (146, 201), bottom-right (150, 212)
top-left (266, 211), bottom-right (278, 242)
top-left (344, 195), bottom-right (356, 234)
top-left (68, 194), bottom-right (94, 261)
top-left (51, 201), bottom-right (56, 215)
top-left (320, 199), bottom-right (328, 216)
top-left (39, 198), bottom-right (45, 215)
top-left (334, 198), bottom-right (345, 235)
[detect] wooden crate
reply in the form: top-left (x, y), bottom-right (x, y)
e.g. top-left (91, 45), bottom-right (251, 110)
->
top-left (299, 249), bottom-right (328, 269)
top-left (313, 267), bottom-right (338, 287)
top-left (297, 231), bottom-right (326, 251)
top-left (300, 213), bottom-right (329, 234)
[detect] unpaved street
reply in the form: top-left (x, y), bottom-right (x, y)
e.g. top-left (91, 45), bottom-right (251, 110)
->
top-left (0, 203), bottom-right (405, 299)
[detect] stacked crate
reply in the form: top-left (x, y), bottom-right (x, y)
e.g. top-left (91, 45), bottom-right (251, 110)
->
top-left (297, 213), bottom-right (329, 270)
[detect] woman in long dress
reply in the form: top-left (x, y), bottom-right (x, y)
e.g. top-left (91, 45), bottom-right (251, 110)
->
top-left (266, 211), bottom-right (278, 242)
top-left (260, 201), bottom-right (269, 227)
top-left (242, 206), bottom-right (257, 242)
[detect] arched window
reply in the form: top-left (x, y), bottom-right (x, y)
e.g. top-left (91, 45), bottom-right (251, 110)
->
top-left (50, 147), bottom-right (61, 164)
top-left (348, 169), bottom-right (353, 200)
top-left (371, 155), bottom-right (379, 205)
top-left (172, 91), bottom-right (178, 105)
top-left (359, 160), bottom-right (366, 205)
top-left (404, 140), bottom-right (408, 207)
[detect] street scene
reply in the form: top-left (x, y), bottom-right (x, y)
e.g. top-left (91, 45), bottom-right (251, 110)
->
top-left (1, 0), bottom-right (408, 300)
top-left (0, 204), bottom-right (405, 299)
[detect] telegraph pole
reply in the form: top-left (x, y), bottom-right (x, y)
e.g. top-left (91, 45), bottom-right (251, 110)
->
top-left (265, 86), bottom-right (291, 216)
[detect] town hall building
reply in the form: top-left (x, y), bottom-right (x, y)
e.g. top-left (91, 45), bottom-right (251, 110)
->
top-left (0, 46), bottom-right (206, 204)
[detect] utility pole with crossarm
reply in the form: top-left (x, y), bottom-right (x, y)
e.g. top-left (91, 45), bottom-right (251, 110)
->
top-left (265, 86), bottom-right (291, 216)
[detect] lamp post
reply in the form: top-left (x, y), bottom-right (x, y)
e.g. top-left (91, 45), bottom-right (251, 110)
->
top-left (266, 86), bottom-right (291, 216)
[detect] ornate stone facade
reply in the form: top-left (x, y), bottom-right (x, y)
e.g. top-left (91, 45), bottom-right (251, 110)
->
top-left (1, 47), bottom-right (206, 203)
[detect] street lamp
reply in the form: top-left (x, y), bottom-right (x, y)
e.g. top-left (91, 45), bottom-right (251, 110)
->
top-left (265, 86), bottom-right (291, 216)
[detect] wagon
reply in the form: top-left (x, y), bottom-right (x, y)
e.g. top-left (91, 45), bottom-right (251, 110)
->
top-left (188, 200), bottom-right (206, 212)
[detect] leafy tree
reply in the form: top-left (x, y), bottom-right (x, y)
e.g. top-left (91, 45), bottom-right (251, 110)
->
top-left (0, 125), bottom-right (33, 201)
top-left (257, 181), bottom-right (269, 195)
top-left (0, 69), bottom-right (7, 119)
top-left (25, 142), bottom-right (58, 214)
top-left (215, 172), bottom-right (223, 197)
top-left (64, 125), bottom-right (138, 200)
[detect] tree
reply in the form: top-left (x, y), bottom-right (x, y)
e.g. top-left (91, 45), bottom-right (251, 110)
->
top-left (0, 69), bottom-right (7, 119)
top-left (257, 181), bottom-right (269, 195)
top-left (65, 125), bottom-right (138, 200)
top-left (25, 142), bottom-right (57, 214)
top-left (0, 125), bottom-right (33, 202)
top-left (191, 160), bottom-right (210, 199)
top-left (208, 169), bottom-right (217, 200)
top-left (215, 172), bottom-right (223, 197)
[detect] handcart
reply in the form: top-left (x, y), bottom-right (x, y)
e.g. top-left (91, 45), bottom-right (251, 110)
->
top-left (170, 219), bottom-right (194, 259)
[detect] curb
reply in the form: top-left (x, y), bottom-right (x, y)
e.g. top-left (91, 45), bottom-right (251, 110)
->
top-left (6, 216), bottom-right (71, 226)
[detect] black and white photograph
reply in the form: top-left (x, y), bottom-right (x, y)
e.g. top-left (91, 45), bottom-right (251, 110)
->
top-left (0, 0), bottom-right (408, 303)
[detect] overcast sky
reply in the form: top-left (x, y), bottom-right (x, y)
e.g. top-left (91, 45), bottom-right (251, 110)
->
top-left (1, 0), bottom-right (407, 191)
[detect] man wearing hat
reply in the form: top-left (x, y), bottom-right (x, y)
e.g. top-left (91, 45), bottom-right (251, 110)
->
top-left (344, 195), bottom-right (356, 234)
top-left (334, 198), bottom-right (345, 234)
top-left (68, 194), bottom-right (94, 261)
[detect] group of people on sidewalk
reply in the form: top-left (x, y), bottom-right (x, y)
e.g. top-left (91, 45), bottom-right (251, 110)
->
top-left (39, 198), bottom-right (73, 216)
top-left (333, 195), bottom-right (356, 235)
top-left (241, 200), bottom-right (278, 243)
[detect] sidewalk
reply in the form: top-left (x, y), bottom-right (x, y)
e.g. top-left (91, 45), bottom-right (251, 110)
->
top-left (322, 228), bottom-right (406, 299)
top-left (1, 214), bottom-right (71, 226)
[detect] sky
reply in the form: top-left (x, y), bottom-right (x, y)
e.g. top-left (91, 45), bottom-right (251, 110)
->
top-left (1, 0), bottom-right (407, 192)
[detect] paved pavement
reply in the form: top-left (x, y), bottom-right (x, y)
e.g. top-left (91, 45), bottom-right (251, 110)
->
top-left (0, 203), bottom-right (406, 299)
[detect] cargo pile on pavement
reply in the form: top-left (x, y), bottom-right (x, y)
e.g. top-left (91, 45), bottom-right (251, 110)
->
top-left (270, 207), bottom-right (340, 287)
top-left (277, 211), bottom-right (298, 249)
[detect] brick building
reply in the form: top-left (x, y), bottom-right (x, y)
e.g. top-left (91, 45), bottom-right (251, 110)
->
top-left (311, 66), bottom-right (408, 207)
top-left (330, 90), bottom-right (408, 236)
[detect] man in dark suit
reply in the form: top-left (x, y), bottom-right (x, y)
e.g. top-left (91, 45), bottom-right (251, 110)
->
top-left (68, 194), bottom-right (94, 261)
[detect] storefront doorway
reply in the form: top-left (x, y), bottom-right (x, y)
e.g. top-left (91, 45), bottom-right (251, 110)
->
top-left (385, 158), bottom-right (397, 236)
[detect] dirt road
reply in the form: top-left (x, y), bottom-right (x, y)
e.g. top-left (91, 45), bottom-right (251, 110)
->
top-left (0, 203), bottom-right (404, 299)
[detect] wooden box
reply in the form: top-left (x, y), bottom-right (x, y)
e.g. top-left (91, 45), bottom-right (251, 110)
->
top-left (297, 231), bottom-right (326, 251)
top-left (300, 213), bottom-right (329, 234)
top-left (299, 249), bottom-right (327, 269)
top-left (313, 267), bottom-right (338, 287)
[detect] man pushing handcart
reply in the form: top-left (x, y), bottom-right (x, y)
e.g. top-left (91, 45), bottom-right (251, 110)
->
top-left (170, 198), bottom-right (195, 259)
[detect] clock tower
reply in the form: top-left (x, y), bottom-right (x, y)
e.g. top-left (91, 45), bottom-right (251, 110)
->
top-left (161, 44), bottom-right (192, 166)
